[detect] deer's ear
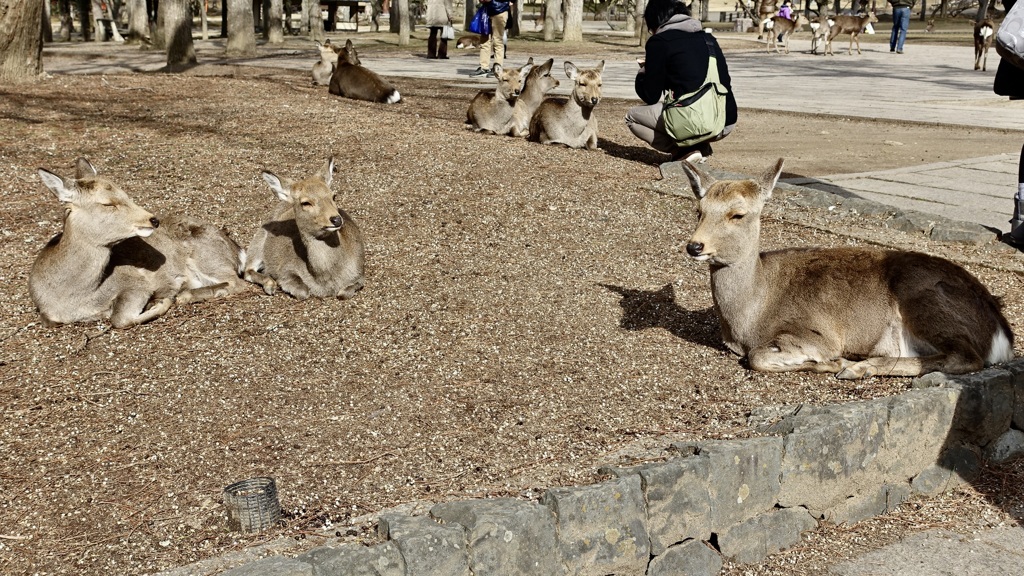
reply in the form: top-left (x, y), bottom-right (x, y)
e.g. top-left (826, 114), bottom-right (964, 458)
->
top-left (262, 171), bottom-right (292, 202)
top-left (564, 61), bottom-right (579, 80)
top-left (39, 168), bottom-right (77, 203)
top-left (320, 156), bottom-right (335, 187)
top-left (680, 161), bottom-right (715, 200)
top-left (75, 157), bottom-right (98, 179)
top-left (595, 60), bottom-right (605, 74)
top-left (757, 158), bottom-right (785, 199)
top-left (519, 64), bottom-right (533, 81)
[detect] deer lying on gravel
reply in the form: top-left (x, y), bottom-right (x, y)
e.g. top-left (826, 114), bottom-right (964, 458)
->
top-left (765, 14), bottom-right (810, 53)
top-left (244, 157), bottom-right (365, 300)
top-left (465, 59), bottom-right (534, 134)
top-left (456, 35), bottom-right (482, 48)
top-left (528, 60), bottom-right (604, 150)
top-left (680, 158), bottom-right (1014, 379)
top-left (329, 39), bottom-right (401, 104)
top-left (508, 58), bottom-right (560, 138)
top-left (826, 11), bottom-right (878, 55)
top-left (974, 19), bottom-right (995, 71)
top-left (31, 158), bottom-right (244, 328)
top-left (312, 40), bottom-right (338, 86)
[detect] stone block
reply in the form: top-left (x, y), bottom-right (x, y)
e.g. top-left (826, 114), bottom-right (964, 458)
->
top-left (716, 507), bottom-right (816, 565)
top-left (818, 485), bottom-right (887, 526)
top-left (637, 454), bottom-right (712, 555)
top-left (297, 542), bottom-right (405, 576)
top-left (885, 483), bottom-right (913, 512)
top-left (1006, 360), bottom-right (1024, 430)
top-left (378, 514), bottom-right (470, 576)
top-left (910, 443), bottom-right (981, 496)
top-left (879, 388), bottom-right (957, 483)
top-left (984, 429), bottom-right (1024, 464)
top-left (429, 498), bottom-right (560, 576)
top-left (695, 438), bottom-right (782, 532)
top-left (777, 400), bottom-right (888, 511)
top-left (946, 368), bottom-right (1014, 447)
top-left (541, 475), bottom-right (650, 576)
top-left (219, 556), bottom-right (313, 576)
top-left (647, 539), bottom-right (722, 576)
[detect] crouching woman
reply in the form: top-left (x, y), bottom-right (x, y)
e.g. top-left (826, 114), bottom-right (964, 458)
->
top-left (625, 0), bottom-right (738, 163)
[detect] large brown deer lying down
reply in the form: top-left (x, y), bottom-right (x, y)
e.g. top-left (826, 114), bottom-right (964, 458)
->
top-left (765, 13), bottom-right (810, 53)
top-left (31, 158), bottom-right (244, 328)
top-left (680, 158), bottom-right (1014, 379)
top-left (329, 39), bottom-right (401, 104)
top-left (509, 58), bottom-right (559, 138)
top-left (826, 11), bottom-right (878, 55)
top-left (244, 157), bottom-right (365, 300)
top-left (465, 59), bottom-right (534, 134)
top-left (312, 40), bottom-right (338, 86)
top-left (528, 60), bottom-right (604, 150)
top-left (974, 19), bottom-right (995, 71)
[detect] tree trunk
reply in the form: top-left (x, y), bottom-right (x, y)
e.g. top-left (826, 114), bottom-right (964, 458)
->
top-left (42, 0), bottom-right (53, 42)
top-left (976, 0), bottom-right (989, 20)
top-left (58, 0), bottom-right (73, 40)
top-left (161, 0), bottom-right (196, 67)
top-left (306, 0), bottom-right (323, 41)
top-left (0, 0), bottom-right (44, 84)
top-left (463, 0), bottom-right (472, 31)
top-left (562, 0), bottom-right (582, 41)
top-left (253, 0), bottom-right (262, 28)
top-left (543, 0), bottom-right (559, 39)
top-left (226, 0), bottom-right (256, 55)
top-left (389, 0), bottom-right (399, 31)
top-left (126, 0), bottom-right (148, 42)
top-left (221, 0), bottom-right (228, 36)
top-left (266, 0), bottom-right (282, 41)
top-left (201, 0), bottom-right (208, 38)
top-left (397, 0), bottom-right (409, 43)
top-left (508, 0), bottom-right (520, 37)
top-left (77, 0), bottom-right (93, 40)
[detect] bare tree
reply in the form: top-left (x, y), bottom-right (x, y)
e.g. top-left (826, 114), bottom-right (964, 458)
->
top-left (563, 0), bottom-right (583, 40)
top-left (57, 0), bottom-right (73, 41)
top-left (161, 0), bottom-right (196, 68)
top-left (306, 0), bottom-right (324, 41)
top-left (0, 0), bottom-right (44, 83)
top-left (265, 0), bottom-right (283, 41)
top-left (544, 0), bottom-right (560, 39)
top-left (397, 0), bottom-right (410, 43)
top-left (226, 0), bottom-right (256, 55)
top-left (126, 0), bottom-right (149, 42)
top-left (976, 0), bottom-right (990, 20)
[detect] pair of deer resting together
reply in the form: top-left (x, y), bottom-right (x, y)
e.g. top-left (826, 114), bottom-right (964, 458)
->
top-left (466, 57), bottom-right (604, 150)
top-left (29, 156), bottom-right (1014, 380)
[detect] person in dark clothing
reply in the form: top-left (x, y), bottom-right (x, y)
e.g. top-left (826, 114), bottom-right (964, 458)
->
top-left (996, 0), bottom-right (1024, 242)
top-left (625, 0), bottom-right (738, 162)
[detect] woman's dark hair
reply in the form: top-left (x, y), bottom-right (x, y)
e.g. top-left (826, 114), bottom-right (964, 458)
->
top-left (644, 0), bottom-right (691, 33)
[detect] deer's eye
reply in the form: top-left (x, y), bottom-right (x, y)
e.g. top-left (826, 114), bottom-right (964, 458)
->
top-left (730, 213), bottom-right (746, 221)
top-left (300, 200), bottom-right (314, 208)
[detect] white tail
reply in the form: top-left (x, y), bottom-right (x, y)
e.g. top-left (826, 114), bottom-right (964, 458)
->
top-left (680, 158), bottom-right (1014, 379)
top-left (809, 18), bottom-right (832, 54)
top-left (244, 157), bottom-right (365, 300)
top-left (465, 59), bottom-right (534, 134)
top-left (30, 158), bottom-right (244, 328)
top-left (509, 58), bottom-right (560, 138)
top-left (528, 60), bottom-right (604, 150)
top-left (974, 19), bottom-right (995, 71)
top-left (825, 11), bottom-right (878, 55)
top-left (766, 14), bottom-right (810, 53)
top-left (328, 40), bottom-right (401, 104)
top-left (312, 40), bottom-right (338, 86)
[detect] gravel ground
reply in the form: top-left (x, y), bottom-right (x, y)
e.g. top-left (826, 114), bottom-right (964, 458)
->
top-left (2, 38), bottom-right (1024, 575)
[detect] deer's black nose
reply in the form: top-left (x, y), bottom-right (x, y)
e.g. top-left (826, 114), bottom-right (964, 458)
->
top-left (330, 215), bottom-right (344, 228)
top-left (150, 217), bottom-right (160, 228)
top-left (686, 242), bottom-right (704, 257)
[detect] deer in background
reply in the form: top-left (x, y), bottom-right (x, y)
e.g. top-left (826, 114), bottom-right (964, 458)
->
top-left (765, 13), bottom-right (810, 53)
top-left (329, 39), bottom-right (401, 104)
top-left (312, 40), bottom-right (338, 86)
top-left (244, 157), bottom-right (365, 300)
top-left (825, 11), bottom-right (878, 55)
top-left (465, 58), bottom-right (534, 134)
top-left (508, 58), bottom-right (560, 138)
top-left (31, 158), bottom-right (244, 328)
top-left (974, 19), bottom-right (995, 71)
top-left (680, 158), bottom-right (1013, 378)
top-left (528, 60), bottom-right (604, 150)
top-left (809, 17), bottom-right (833, 54)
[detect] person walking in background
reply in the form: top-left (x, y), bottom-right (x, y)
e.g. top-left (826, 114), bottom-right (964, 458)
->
top-left (625, 0), bottom-right (737, 163)
top-left (995, 0), bottom-right (1024, 243)
top-left (469, 0), bottom-right (511, 77)
top-left (889, 0), bottom-right (913, 53)
top-left (426, 0), bottom-right (454, 59)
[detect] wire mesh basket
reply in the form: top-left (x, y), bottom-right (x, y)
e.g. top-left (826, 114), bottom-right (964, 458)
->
top-left (223, 477), bottom-right (282, 533)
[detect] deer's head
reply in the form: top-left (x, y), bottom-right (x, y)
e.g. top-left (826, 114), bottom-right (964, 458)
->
top-left (565, 60), bottom-right (604, 109)
top-left (262, 157), bottom-right (346, 240)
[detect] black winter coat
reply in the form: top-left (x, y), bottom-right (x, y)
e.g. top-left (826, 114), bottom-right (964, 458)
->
top-left (995, 0), bottom-right (1024, 98)
top-left (635, 28), bottom-right (739, 128)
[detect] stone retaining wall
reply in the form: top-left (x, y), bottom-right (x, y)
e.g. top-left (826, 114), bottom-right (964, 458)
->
top-left (181, 361), bottom-right (1024, 576)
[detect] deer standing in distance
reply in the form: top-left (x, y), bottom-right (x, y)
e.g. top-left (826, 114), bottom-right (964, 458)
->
top-left (974, 19), bottom-right (995, 71)
top-left (508, 58), bottom-right (560, 138)
top-left (31, 158), bottom-right (244, 328)
top-left (825, 11), bottom-right (878, 55)
top-left (465, 58), bottom-right (534, 134)
top-left (329, 39), bottom-right (401, 104)
top-left (312, 40), bottom-right (338, 86)
top-left (244, 157), bottom-right (365, 300)
top-left (765, 13), bottom-right (810, 53)
top-left (680, 158), bottom-right (1014, 379)
top-left (809, 17), bottom-right (833, 54)
top-left (528, 60), bottom-right (604, 150)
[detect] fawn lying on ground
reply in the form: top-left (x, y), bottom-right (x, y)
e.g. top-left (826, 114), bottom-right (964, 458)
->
top-left (244, 157), bottom-right (365, 300)
top-left (826, 12), bottom-right (878, 55)
top-left (680, 158), bottom-right (1014, 379)
top-left (974, 19), bottom-right (995, 71)
top-left (508, 58), bottom-right (559, 138)
top-left (31, 158), bottom-right (244, 328)
top-left (465, 59), bottom-right (533, 134)
top-left (329, 39), bottom-right (401, 104)
top-left (528, 60), bottom-right (604, 150)
top-left (312, 40), bottom-right (338, 86)
top-left (765, 14), bottom-right (810, 54)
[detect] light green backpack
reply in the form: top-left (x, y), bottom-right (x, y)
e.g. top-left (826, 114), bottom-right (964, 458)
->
top-left (661, 34), bottom-right (729, 148)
